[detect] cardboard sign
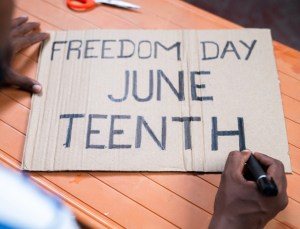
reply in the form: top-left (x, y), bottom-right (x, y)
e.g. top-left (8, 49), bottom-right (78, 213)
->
top-left (22, 29), bottom-right (292, 172)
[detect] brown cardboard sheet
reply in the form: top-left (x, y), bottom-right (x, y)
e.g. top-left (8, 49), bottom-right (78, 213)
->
top-left (22, 29), bottom-right (291, 172)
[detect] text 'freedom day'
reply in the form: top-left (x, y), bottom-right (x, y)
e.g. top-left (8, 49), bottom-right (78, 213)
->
top-left (50, 39), bottom-right (257, 61)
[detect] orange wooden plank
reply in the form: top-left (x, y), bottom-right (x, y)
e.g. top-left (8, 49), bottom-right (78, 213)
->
top-left (131, 0), bottom-right (237, 29)
top-left (166, 0), bottom-right (240, 28)
top-left (274, 46), bottom-right (300, 81)
top-left (276, 42), bottom-right (300, 59)
top-left (282, 95), bottom-right (300, 124)
top-left (0, 93), bottom-right (29, 133)
top-left (280, 72), bottom-right (300, 102)
top-left (276, 198), bottom-right (300, 228)
top-left (41, 172), bottom-right (177, 228)
top-left (285, 119), bottom-right (300, 148)
top-left (199, 174), bottom-right (221, 187)
top-left (13, 7), bottom-right (58, 30)
top-left (265, 219), bottom-right (293, 229)
top-left (94, 172), bottom-right (212, 228)
top-left (0, 88), bottom-right (31, 110)
top-left (290, 145), bottom-right (300, 175)
top-left (144, 172), bottom-right (216, 213)
top-left (0, 121), bottom-right (25, 162)
top-left (287, 173), bottom-right (300, 203)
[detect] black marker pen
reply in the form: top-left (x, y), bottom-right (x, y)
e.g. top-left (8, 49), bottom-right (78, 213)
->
top-left (246, 153), bottom-right (278, 196)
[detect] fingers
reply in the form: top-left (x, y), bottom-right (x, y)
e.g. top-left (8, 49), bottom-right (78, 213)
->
top-left (254, 152), bottom-right (287, 192)
top-left (253, 152), bottom-right (275, 167)
top-left (1, 15), bottom-right (46, 94)
top-left (254, 152), bottom-right (285, 176)
top-left (11, 33), bottom-right (49, 55)
top-left (4, 68), bottom-right (42, 94)
top-left (223, 150), bottom-right (251, 182)
top-left (10, 16), bottom-right (50, 55)
top-left (11, 16), bottom-right (29, 29)
top-left (11, 21), bottom-right (41, 37)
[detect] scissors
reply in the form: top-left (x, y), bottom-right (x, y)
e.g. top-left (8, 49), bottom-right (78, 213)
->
top-left (66, 0), bottom-right (140, 10)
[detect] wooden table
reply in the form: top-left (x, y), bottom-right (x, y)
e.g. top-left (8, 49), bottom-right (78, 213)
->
top-left (1, 0), bottom-right (299, 228)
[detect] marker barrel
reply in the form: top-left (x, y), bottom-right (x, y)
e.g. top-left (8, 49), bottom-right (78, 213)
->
top-left (246, 154), bottom-right (278, 196)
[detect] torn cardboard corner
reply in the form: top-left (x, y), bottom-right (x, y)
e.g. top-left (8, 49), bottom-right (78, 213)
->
top-left (22, 29), bottom-right (292, 172)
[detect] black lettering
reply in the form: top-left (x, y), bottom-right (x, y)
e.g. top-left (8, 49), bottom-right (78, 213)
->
top-left (109, 115), bottom-right (131, 149)
top-left (157, 70), bottom-right (185, 101)
top-left (201, 41), bottom-right (219, 60)
top-left (108, 70), bottom-right (130, 102)
top-left (211, 117), bottom-right (246, 151)
top-left (221, 41), bottom-right (241, 60)
top-left (239, 40), bottom-right (257, 60)
top-left (135, 116), bottom-right (166, 150)
top-left (154, 41), bottom-right (181, 61)
top-left (86, 114), bottom-right (107, 149)
top-left (117, 39), bottom-right (135, 58)
top-left (133, 70), bottom-right (153, 102)
top-left (51, 41), bottom-right (67, 60)
top-left (67, 40), bottom-right (82, 60)
top-left (172, 117), bottom-right (201, 150)
top-left (101, 40), bottom-right (116, 59)
top-left (138, 40), bottom-right (152, 59)
top-left (190, 71), bottom-right (213, 101)
top-left (60, 114), bottom-right (85, 148)
top-left (84, 40), bottom-right (100, 58)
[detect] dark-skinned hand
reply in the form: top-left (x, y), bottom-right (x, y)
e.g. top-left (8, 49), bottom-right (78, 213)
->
top-left (0, 0), bottom-right (49, 93)
top-left (209, 150), bottom-right (288, 229)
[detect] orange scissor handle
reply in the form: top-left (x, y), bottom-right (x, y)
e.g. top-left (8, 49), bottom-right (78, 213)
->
top-left (66, 0), bottom-right (96, 10)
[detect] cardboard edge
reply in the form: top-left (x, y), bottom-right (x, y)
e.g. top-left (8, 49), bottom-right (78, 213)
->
top-left (267, 29), bottom-right (293, 172)
top-left (21, 39), bottom-right (47, 171)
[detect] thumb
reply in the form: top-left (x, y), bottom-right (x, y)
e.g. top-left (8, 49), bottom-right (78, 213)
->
top-left (5, 68), bottom-right (42, 93)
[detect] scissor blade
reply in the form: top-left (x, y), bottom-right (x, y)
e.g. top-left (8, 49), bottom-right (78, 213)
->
top-left (95, 0), bottom-right (140, 9)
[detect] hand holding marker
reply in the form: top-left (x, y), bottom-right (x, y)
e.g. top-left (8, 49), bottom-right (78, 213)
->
top-left (244, 150), bottom-right (278, 196)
